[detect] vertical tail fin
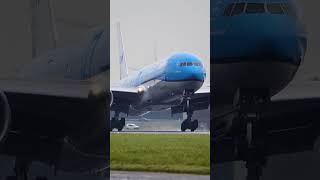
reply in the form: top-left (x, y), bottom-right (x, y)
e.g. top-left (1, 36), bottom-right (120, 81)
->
top-left (153, 40), bottom-right (158, 62)
top-left (29, 0), bottom-right (58, 58)
top-left (116, 22), bottom-right (128, 80)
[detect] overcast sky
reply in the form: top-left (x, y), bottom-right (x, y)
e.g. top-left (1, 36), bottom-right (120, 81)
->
top-left (110, 0), bottom-right (210, 85)
top-left (294, 1), bottom-right (320, 81)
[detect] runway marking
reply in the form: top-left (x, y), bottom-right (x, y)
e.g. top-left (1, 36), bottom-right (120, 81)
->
top-left (111, 131), bottom-right (210, 135)
top-left (110, 171), bottom-right (210, 180)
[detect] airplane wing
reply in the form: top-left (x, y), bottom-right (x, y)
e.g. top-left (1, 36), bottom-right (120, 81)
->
top-left (191, 85), bottom-right (211, 110)
top-left (0, 76), bottom-right (110, 172)
top-left (213, 81), bottom-right (320, 163)
top-left (110, 86), bottom-right (142, 115)
top-left (111, 86), bottom-right (141, 104)
top-left (171, 85), bottom-right (210, 114)
top-left (0, 78), bottom-right (106, 99)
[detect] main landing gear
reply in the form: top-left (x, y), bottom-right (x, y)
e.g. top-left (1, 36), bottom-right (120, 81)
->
top-left (110, 111), bottom-right (125, 131)
top-left (6, 158), bottom-right (48, 180)
top-left (181, 111), bottom-right (198, 132)
top-left (181, 90), bottom-right (198, 132)
top-left (233, 88), bottom-right (270, 180)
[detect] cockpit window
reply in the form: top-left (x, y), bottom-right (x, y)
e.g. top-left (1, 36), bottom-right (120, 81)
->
top-left (281, 3), bottom-right (297, 17)
top-left (179, 62), bottom-right (202, 67)
top-left (223, 3), bottom-right (236, 16)
top-left (246, 3), bottom-right (265, 14)
top-left (223, 2), bottom-right (297, 17)
top-left (266, 3), bottom-right (296, 16)
top-left (179, 62), bottom-right (186, 66)
top-left (223, 3), bottom-right (246, 16)
top-left (267, 3), bottom-right (284, 14)
top-left (232, 3), bottom-right (246, 16)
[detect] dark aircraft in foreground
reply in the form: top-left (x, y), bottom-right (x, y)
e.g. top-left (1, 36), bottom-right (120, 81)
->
top-left (211, 1), bottom-right (317, 180)
top-left (0, 1), bottom-right (110, 180)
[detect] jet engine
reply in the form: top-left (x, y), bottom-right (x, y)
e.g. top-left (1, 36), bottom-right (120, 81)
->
top-left (109, 90), bottom-right (113, 106)
top-left (0, 91), bottom-right (11, 143)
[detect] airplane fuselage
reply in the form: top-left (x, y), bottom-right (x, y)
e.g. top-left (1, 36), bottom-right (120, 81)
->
top-left (7, 28), bottom-right (110, 173)
top-left (212, 0), bottom-right (307, 112)
top-left (117, 53), bottom-right (206, 113)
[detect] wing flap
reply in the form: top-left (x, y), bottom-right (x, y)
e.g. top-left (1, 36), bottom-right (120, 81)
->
top-left (0, 77), bottom-right (107, 99)
top-left (111, 86), bottom-right (140, 106)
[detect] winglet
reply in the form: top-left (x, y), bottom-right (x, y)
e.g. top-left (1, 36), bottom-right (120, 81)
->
top-left (116, 22), bottom-right (128, 80)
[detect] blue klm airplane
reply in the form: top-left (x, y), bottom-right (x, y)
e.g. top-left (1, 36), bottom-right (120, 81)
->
top-left (110, 24), bottom-right (210, 132)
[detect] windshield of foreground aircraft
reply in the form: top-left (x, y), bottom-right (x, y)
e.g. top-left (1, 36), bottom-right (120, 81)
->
top-left (223, 3), bottom-right (236, 16)
top-left (219, 1), bottom-right (298, 17)
top-left (266, 3), bottom-right (297, 16)
top-left (232, 3), bottom-right (246, 16)
top-left (246, 3), bottom-right (265, 14)
top-left (223, 3), bottom-right (265, 16)
top-left (267, 3), bottom-right (284, 14)
top-left (281, 3), bottom-right (297, 17)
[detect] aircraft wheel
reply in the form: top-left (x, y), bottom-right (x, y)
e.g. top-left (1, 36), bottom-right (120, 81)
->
top-left (191, 120), bottom-right (198, 132)
top-left (6, 176), bottom-right (18, 180)
top-left (181, 119), bottom-right (188, 132)
top-left (35, 176), bottom-right (48, 180)
top-left (118, 118), bottom-right (125, 131)
top-left (110, 117), bottom-right (116, 131)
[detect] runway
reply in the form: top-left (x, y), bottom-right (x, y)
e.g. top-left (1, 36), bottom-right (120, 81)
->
top-left (111, 131), bottom-right (210, 135)
top-left (110, 171), bottom-right (210, 180)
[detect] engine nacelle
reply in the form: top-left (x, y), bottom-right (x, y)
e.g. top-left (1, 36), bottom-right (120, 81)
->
top-left (137, 85), bottom-right (146, 94)
top-left (0, 91), bottom-right (11, 143)
top-left (109, 90), bottom-right (113, 107)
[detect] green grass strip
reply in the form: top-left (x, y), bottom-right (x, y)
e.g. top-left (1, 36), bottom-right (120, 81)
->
top-left (110, 134), bottom-right (210, 175)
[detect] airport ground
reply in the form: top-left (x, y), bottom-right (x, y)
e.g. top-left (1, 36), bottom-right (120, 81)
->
top-left (0, 155), bottom-right (107, 180)
top-left (121, 119), bottom-right (209, 132)
top-left (110, 170), bottom-right (210, 180)
top-left (213, 151), bottom-right (320, 180)
top-left (110, 133), bottom-right (210, 175)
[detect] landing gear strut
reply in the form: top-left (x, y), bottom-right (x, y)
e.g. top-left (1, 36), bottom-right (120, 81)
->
top-left (6, 158), bottom-right (48, 180)
top-left (110, 111), bottom-right (125, 131)
top-left (181, 90), bottom-right (198, 132)
top-left (12, 158), bottom-right (29, 180)
top-left (233, 88), bottom-right (270, 180)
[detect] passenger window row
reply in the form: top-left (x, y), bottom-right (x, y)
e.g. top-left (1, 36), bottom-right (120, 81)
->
top-left (223, 2), bottom-right (296, 16)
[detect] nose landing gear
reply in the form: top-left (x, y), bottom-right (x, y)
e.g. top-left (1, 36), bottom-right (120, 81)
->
top-left (234, 88), bottom-right (270, 180)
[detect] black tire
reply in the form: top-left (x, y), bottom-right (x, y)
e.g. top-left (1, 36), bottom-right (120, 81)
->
top-left (110, 117), bottom-right (116, 131)
top-left (118, 118), bottom-right (125, 131)
top-left (6, 176), bottom-right (17, 180)
top-left (120, 118), bottom-right (125, 127)
top-left (181, 120), bottom-right (187, 132)
top-left (191, 120), bottom-right (198, 132)
top-left (35, 176), bottom-right (48, 180)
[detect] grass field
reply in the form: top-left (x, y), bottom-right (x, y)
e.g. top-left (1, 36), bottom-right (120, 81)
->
top-left (110, 134), bottom-right (210, 175)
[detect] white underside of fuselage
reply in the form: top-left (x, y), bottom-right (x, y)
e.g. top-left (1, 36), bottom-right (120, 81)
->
top-left (130, 80), bottom-right (203, 114)
top-left (213, 61), bottom-right (298, 116)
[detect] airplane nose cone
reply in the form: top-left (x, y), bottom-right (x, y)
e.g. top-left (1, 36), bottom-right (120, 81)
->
top-left (212, 15), bottom-right (307, 65)
top-left (186, 68), bottom-right (206, 81)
